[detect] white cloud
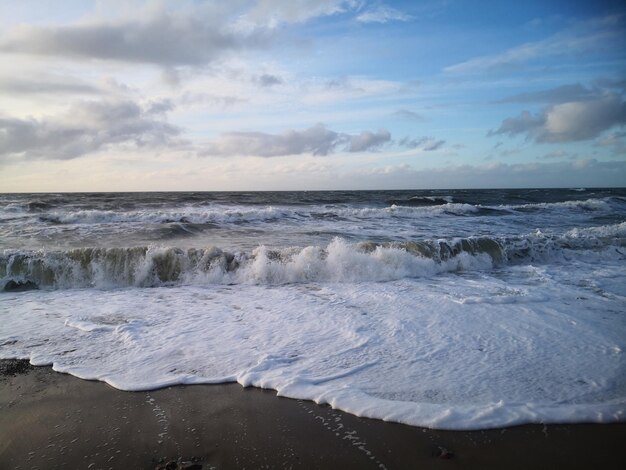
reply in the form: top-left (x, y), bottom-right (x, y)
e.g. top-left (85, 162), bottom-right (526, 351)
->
top-left (356, 4), bottom-right (412, 24)
top-left (243, 0), bottom-right (358, 27)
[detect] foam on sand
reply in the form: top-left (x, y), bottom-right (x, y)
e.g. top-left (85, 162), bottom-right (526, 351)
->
top-left (2, 257), bottom-right (625, 430)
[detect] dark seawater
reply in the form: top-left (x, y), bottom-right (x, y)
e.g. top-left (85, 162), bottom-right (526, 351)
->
top-left (2, 189), bottom-right (626, 247)
top-left (1, 188), bottom-right (625, 429)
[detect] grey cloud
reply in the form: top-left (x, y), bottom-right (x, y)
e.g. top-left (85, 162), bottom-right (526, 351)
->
top-left (257, 74), bottom-right (284, 87)
top-left (146, 99), bottom-right (175, 114)
top-left (349, 129), bottom-right (391, 152)
top-left (325, 77), bottom-right (353, 90)
top-left (0, 2), bottom-right (365, 67)
top-left (0, 11), bottom-right (267, 67)
top-left (490, 94), bottom-right (626, 143)
top-left (540, 150), bottom-right (570, 160)
top-left (498, 84), bottom-right (596, 104)
top-left (203, 124), bottom-right (344, 157)
top-left (0, 100), bottom-right (180, 160)
top-left (399, 136), bottom-right (446, 151)
top-left (203, 124), bottom-right (393, 157)
top-left (178, 92), bottom-right (247, 108)
top-left (488, 111), bottom-right (544, 138)
top-left (161, 67), bottom-right (182, 87)
top-left (391, 109), bottom-right (425, 121)
top-left (0, 76), bottom-right (101, 95)
top-left (593, 77), bottom-right (626, 91)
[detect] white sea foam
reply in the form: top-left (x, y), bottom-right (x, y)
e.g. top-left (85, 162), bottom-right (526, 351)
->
top-left (2, 258), bottom-right (625, 430)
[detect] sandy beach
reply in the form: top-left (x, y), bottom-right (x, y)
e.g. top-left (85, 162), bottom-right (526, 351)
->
top-left (1, 359), bottom-right (625, 469)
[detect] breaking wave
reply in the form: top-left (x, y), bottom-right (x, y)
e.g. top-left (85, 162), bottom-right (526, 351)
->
top-left (2, 222), bottom-right (624, 290)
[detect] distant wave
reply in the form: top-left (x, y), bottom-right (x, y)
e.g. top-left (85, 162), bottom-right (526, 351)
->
top-left (509, 198), bottom-right (614, 213)
top-left (35, 206), bottom-right (298, 225)
top-left (386, 195), bottom-right (455, 206)
top-left (3, 222), bottom-right (624, 290)
top-left (0, 196), bottom-right (614, 227)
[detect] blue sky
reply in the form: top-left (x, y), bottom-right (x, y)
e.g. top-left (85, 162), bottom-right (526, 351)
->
top-left (0, 0), bottom-right (624, 191)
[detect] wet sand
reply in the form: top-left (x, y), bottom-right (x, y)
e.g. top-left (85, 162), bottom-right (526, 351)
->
top-left (1, 359), bottom-right (625, 469)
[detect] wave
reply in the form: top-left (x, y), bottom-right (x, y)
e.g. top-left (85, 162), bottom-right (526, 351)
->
top-left (3, 196), bottom-right (622, 229)
top-left (0, 239), bottom-right (493, 289)
top-left (509, 198), bottom-right (614, 213)
top-left (2, 222), bottom-right (624, 290)
top-left (11, 197), bottom-right (625, 225)
top-left (36, 206), bottom-right (298, 225)
top-left (24, 203), bottom-right (484, 225)
top-left (386, 195), bottom-right (455, 206)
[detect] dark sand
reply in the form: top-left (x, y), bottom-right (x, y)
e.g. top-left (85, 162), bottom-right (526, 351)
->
top-left (1, 360), bottom-right (625, 470)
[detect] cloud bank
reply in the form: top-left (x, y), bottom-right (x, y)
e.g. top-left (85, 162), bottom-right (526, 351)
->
top-left (356, 159), bottom-right (626, 190)
top-left (0, 6), bottom-right (268, 67)
top-left (0, 1), bottom-right (376, 68)
top-left (0, 100), bottom-right (180, 160)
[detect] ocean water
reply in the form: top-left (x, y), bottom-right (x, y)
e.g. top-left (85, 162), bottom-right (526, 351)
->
top-left (1, 188), bottom-right (625, 429)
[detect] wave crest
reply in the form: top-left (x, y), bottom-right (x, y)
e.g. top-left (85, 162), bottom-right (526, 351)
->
top-left (2, 222), bottom-right (624, 290)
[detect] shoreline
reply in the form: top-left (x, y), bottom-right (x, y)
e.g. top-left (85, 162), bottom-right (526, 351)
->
top-left (1, 359), bottom-right (625, 469)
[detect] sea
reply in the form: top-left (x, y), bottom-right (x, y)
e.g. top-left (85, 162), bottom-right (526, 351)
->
top-left (1, 188), bottom-right (625, 430)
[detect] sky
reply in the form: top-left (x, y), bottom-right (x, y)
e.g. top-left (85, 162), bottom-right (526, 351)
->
top-left (0, 0), bottom-right (625, 191)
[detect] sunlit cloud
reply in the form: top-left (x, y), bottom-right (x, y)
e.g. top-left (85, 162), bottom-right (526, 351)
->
top-left (490, 93), bottom-right (626, 143)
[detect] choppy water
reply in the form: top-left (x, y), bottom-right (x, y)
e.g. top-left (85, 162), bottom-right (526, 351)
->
top-left (1, 189), bottom-right (625, 429)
